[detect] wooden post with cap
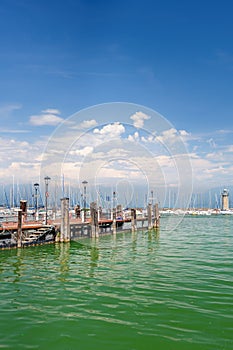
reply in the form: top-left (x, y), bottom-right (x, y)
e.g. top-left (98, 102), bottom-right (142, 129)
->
top-left (90, 202), bottom-right (99, 238)
top-left (147, 203), bottom-right (152, 230)
top-left (112, 207), bottom-right (116, 234)
top-left (153, 203), bottom-right (160, 229)
top-left (60, 197), bottom-right (70, 242)
top-left (17, 209), bottom-right (23, 248)
top-left (131, 208), bottom-right (137, 232)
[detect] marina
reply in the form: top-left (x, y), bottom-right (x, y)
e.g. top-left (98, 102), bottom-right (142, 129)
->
top-left (0, 185), bottom-right (232, 250)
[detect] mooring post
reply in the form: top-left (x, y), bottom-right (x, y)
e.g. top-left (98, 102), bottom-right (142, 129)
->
top-left (147, 203), bottom-right (152, 229)
top-left (117, 204), bottom-right (122, 218)
top-left (153, 203), bottom-right (160, 228)
top-left (98, 206), bottom-right (102, 221)
top-left (112, 207), bottom-right (116, 235)
top-left (81, 208), bottom-right (85, 222)
top-left (20, 200), bottom-right (27, 222)
top-left (60, 197), bottom-right (70, 242)
top-left (90, 202), bottom-right (99, 238)
top-left (17, 209), bottom-right (23, 248)
top-left (131, 208), bottom-right (137, 232)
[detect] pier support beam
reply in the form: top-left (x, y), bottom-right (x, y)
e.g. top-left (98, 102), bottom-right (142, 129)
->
top-left (17, 209), bottom-right (23, 248)
top-left (147, 204), bottom-right (152, 230)
top-left (60, 198), bottom-right (70, 242)
top-left (131, 208), bottom-right (137, 232)
top-left (90, 202), bottom-right (99, 238)
top-left (153, 203), bottom-right (160, 229)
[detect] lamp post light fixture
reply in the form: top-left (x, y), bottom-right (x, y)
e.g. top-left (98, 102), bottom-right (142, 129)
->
top-left (34, 182), bottom-right (39, 221)
top-left (44, 176), bottom-right (51, 225)
top-left (82, 180), bottom-right (88, 222)
top-left (113, 191), bottom-right (116, 208)
top-left (112, 191), bottom-right (117, 221)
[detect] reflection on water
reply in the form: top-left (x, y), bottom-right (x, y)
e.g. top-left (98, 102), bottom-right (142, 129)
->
top-left (89, 243), bottom-right (99, 278)
top-left (58, 243), bottom-right (70, 281)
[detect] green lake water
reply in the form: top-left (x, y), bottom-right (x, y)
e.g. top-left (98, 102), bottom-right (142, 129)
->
top-left (0, 215), bottom-right (232, 349)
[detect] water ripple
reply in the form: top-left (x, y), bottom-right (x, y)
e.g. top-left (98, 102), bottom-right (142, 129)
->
top-left (0, 216), bottom-right (233, 349)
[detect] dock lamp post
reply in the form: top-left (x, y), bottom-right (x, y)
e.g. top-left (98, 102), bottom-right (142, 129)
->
top-left (34, 183), bottom-right (39, 221)
top-left (44, 176), bottom-right (51, 225)
top-left (112, 191), bottom-right (117, 221)
top-left (113, 191), bottom-right (116, 208)
top-left (151, 190), bottom-right (154, 206)
top-left (82, 180), bottom-right (88, 222)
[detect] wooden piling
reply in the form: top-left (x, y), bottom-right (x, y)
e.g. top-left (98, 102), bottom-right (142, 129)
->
top-left (90, 202), bottom-right (99, 238)
top-left (98, 206), bottom-right (102, 221)
top-left (17, 209), bottom-right (23, 248)
top-left (147, 203), bottom-right (152, 229)
top-left (60, 198), bottom-right (70, 242)
top-left (153, 203), bottom-right (160, 228)
top-left (20, 200), bottom-right (27, 222)
top-left (131, 208), bottom-right (137, 232)
top-left (112, 207), bottom-right (116, 235)
top-left (117, 204), bottom-right (122, 218)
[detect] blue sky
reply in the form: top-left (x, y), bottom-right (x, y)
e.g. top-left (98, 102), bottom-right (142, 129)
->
top-left (1, 0), bottom-right (233, 204)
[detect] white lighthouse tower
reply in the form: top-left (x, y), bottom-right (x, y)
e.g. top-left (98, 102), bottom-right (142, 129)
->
top-left (221, 189), bottom-right (229, 211)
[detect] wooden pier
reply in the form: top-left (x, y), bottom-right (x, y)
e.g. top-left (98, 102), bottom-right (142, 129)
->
top-left (54, 198), bottom-right (160, 241)
top-left (0, 198), bottom-right (160, 249)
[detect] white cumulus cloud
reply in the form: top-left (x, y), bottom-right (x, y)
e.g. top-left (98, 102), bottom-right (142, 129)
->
top-left (70, 146), bottom-right (94, 157)
top-left (93, 122), bottom-right (125, 137)
top-left (80, 119), bottom-right (98, 129)
top-left (179, 130), bottom-right (190, 137)
top-left (130, 111), bottom-right (150, 128)
top-left (29, 108), bottom-right (64, 126)
top-left (128, 131), bottom-right (140, 142)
